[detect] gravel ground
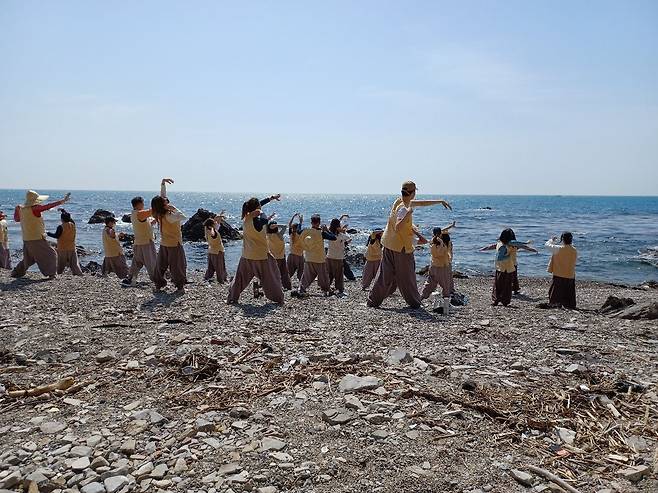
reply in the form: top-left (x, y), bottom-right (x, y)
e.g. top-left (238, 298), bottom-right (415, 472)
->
top-left (0, 269), bottom-right (656, 493)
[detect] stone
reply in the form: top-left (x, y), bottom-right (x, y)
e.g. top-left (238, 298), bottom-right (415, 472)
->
top-left (87, 435), bottom-right (103, 448)
top-left (203, 437), bottom-right (222, 449)
top-left (90, 457), bottom-right (110, 470)
top-left (40, 421), bottom-right (66, 434)
top-left (218, 463), bottom-right (242, 476)
top-left (258, 487), bottom-right (278, 493)
top-left (70, 445), bottom-right (93, 457)
top-left (81, 482), bottom-right (106, 493)
top-left (386, 348), bottom-right (413, 365)
top-left (321, 408), bottom-right (355, 425)
top-left (259, 437), bottom-right (287, 451)
top-left (195, 418), bottom-right (215, 432)
top-left (173, 457), bottom-right (187, 473)
top-left (62, 352), bottom-right (81, 362)
top-left (624, 435), bottom-right (648, 452)
top-left (149, 463), bottom-right (168, 479)
top-left (338, 374), bottom-right (382, 393)
top-left (226, 471), bottom-right (249, 484)
top-left (555, 348), bottom-right (579, 355)
top-left (406, 465), bottom-right (430, 477)
top-left (270, 452), bottom-right (293, 462)
top-left (119, 439), bottom-right (136, 455)
top-left (64, 398), bottom-right (83, 406)
top-left (365, 413), bottom-right (390, 424)
top-left (0, 471), bottom-right (21, 489)
top-left (565, 364), bottom-right (586, 374)
top-left (555, 427), bottom-right (576, 445)
top-left (71, 456), bottom-right (91, 472)
top-left (182, 208), bottom-right (241, 242)
top-left (618, 465), bottom-right (650, 482)
top-left (88, 209), bottom-right (115, 224)
top-left (95, 350), bottom-right (116, 363)
top-left (372, 430), bottom-right (389, 440)
top-left (344, 395), bottom-right (364, 410)
top-left (24, 470), bottom-right (48, 486)
top-left (131, 409), bottom-right (166, 424)
top-left (134, 462), bottom-right (153, 478)
top-left (229, 406), bottom-right (252, 419)
top-left (510, 469), bottom-right (533, 486)
top-left (103, 475), bottom-right (128, 493)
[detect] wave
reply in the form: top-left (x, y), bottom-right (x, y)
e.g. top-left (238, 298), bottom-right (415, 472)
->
top-left (631, 247), bottom-right (658, 268)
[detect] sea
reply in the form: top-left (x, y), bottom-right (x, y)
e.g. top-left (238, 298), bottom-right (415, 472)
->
top-left (1, 190), bottom-right (657, 285)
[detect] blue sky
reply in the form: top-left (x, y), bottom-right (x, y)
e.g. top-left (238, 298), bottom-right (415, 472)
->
top-left (1, 1), bottom-right (657, 195)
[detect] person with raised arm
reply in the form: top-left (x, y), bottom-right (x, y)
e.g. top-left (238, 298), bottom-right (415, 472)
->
top-left (545, 232), bottom-right (578, 309)
top-left (227, 194), bottom-right (284, 304)
top-left (11, 190), bottom-right (71, 279)
top-left (0, 210), bottom-right (10, 270)
top-left (47, 209), bottom-right (82, 275)
top-left (122, 194), bottom-right (158, 286)
top-left (480, 228), bottom-right (531, 296)
top-left (286, 213), bottom-right (305, 283)
top-left (361, 229), bottom-right (383, 290)
top-left (297, 214), bottom-right (337, 297)
top-left (203, 212), bottom-right (228, 283)
top-left (151, 179), bottom-right (188, 294)
top-left (101, 217), bottom-right (129, 279)
top-left (266, 218), bottom-right (292, 290)
top-left (420, 223), bottom-right (456, 313)
top-left (367, 180), bottom-right (451, 308)
top-left (326, 217), bottom-right (351, 296)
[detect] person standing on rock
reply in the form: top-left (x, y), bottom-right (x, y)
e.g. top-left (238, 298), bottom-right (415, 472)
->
top-left (102, 217), bottom-right (129, 279)
top-left (122, 196), bottom-right (158, 286)
top-left (204, 214), bottom-right (228, 283)
top-left (286, 213), bottom-right (305, 283)
top-left (297, 214), bottom-right (337, 297)
top-left (367, 181), bottom-right (452, 309)
top-left (10, 190), bottom-right (71, 279)
top-left (0, 210), bottom-right (10, 270)
top-left (227, 195), bottom-right (284, 304)
top-left (545, 232), bottom-right (578, 309)
top-left (151, 184), bottom-right (188, 294)
top-left (267, 219), bottom-right (292, 290)
top-left (361, 229), bottom-right (383, 290)
top-left (47, 209), bottom-right (83, 275)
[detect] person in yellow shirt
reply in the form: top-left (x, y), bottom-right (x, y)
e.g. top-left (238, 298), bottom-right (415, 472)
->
top-left (102, 217), bottom-right (129, 279)
top-left (420, 223), bottom-right (456, 304)
top-left (47, 209), bottom-right (82, 275)
top-left (151, 188), bottom-right (188, 294)
top-left (267, 219), bottom-right (292, 290)
top-left (122, 195), bottom-right (157, 286)
top-left (11, 190), bottom-right (71, 279)
top-left (297, 214), bottom-right (337, 297)
top-left (367, 180), bottom-right (452, 309)
top-left (227, 195), bottom-right (284, 304)
top-left (0, 210), bottom-right (10, 270)
top-left (286, 213), bottom-right (305, 283)
top-left (361, 229), bottom-right (383, 290)
top-left (204, 214), bottom-right (228, 283)
top-left (545, 232), bottom-right (578, 309)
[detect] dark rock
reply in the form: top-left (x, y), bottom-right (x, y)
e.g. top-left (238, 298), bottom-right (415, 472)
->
top-left (450, 292), bottom-right (468, 306)
top-left (600, 295), bottom-right (635, 314)
top-left (344, 251), bottom-right (365, 268)
top-left (613, 302), bottom-right (658, 320)
top-left (181, 209), bottom-right (241, 242)
top-left (416, 264), bottom-right (430, 276)
top-left (346, 228), bottom-right (358, 235)
top-left (82, 261), bottom-right (102, 275)
top-left (88, 209), bottom-right (115, 224)
top-left (452, 270), bottom-right (469, 279)
top-left (343, 259), bottom-right (356, 281)
top-left (76, 245), bottom-right (92, 257)
top-left (121, 214), bottom-right (132, 223)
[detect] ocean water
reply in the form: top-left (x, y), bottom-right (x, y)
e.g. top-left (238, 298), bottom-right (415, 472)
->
top-left (1, 189), bottom-right (657, 285)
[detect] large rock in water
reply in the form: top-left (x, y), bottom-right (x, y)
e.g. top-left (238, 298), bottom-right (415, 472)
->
top-left (181, 209), bottom-right (241, 242)
top-left (88, 209), bottom-right (115, 224)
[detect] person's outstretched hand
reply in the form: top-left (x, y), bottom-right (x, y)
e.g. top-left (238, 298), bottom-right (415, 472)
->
top-left (162, 178), bottom-right (174, 185)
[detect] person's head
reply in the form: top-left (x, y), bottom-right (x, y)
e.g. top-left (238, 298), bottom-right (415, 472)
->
top-left (0, 210), bottom-right (5, 221)
top-left (241, 197), bottom-right (261, 219)
top-left (203, 218), bottom-right (215, 229)
top-left (131, 196), bottom-right (144, 210)
top-left (329, 218), bottom-right (341, 234)
top-left (289, 222), bottom-right (300, 235)
top-left (561, 232), bottom-right (573, 245)
top-left (150, 195), bottom-right (168, 221)
top-left (508, 228), bottom-right (517, 241)
top-left (441, 232), bottom-right (451, 246)
top-left (369, 229), bottom-right (383, 244)
top-left (60, 209), bottom-right (73, 223)
top-left (105, 217), bottom-right (116, 228)
top-left (401, 180), bottom-right (417, 201)
top-left (267, 221), bottom-right (279, 234)
top-left (311, 214), bottom-right (321, 227)
top-left (499, 228), bottom-right (515, 244)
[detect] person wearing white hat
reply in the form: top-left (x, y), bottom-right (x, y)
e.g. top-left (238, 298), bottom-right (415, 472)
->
top-left (10, 191), bottom-right (71, 279)
top-left (0, 210), bottom-right (10, 269)
top-left (367, 180), bottom-right (452, 309)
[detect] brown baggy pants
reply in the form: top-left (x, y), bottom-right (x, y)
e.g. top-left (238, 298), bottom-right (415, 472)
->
top-left (57, 249), bottom-right (83, 275)
top-left (512, 266), bottom-right (520, 293)
top-left (129, 242), bottom-right (157, 281)
top-left (549, 276), bottom-right (577, 309)
top-left (361, 259), bottom-right (380, 289)
top-left (0, 245), bottom-right (11, 270)
top-left (367, 247), bottom-right (421, 308)
top-left (205, 252), bottom-right (228, 283)
top-left (492, 270), bottom-right (514, 306)
top-left (154, 244), bottom-right (188, 290)
top-left (227, 256), bottom-right (284, 304)
top-left (300, 261), bottom-right (330, 293)
top-left (420, 265), bottom-right (452, 299)
top-left (327, 258), bottom-right (344, 293)
top-left (102, 255), bottom-right (129, 279)
top-left (275, 258), bottom-right (292, 290)
top-left (286, 253), bottom-right (304, 281)
top-left (11, 239), bottom-right (57, 277)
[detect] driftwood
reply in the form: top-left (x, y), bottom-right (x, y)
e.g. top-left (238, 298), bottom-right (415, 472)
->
top-left (8, 377), bottom-right (75, 398)
top-left (526, 465), bottom-right (582, 493)
top-left (0, 366), bottom-right (29, 374)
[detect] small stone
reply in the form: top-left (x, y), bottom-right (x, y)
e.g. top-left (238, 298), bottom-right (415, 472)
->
top-left (90, 457), bottom-right (110, 470)
top-left (321, 408), bottom-right (355, 425)
top-left (63, 398), bottom-right (83, 406)
top-left (260, 437), bottom-right (287, 451)
top-left (80, 481), bottom-right (105, 493)
top-left (344, 395), bottom-right (364, 410)
top-left (87, 435), bottom-right (103, 448)
top-left (62, 352), bottom-right (81, 362)
top-left (40, 421), bottom-right (66, 434)
top-left (618, 465), bottom-right (650, 483)
top-left (555, 348), bottom-right (579, 355)
top-left (143, 345), bottom-right (157, 355)
top-left (386, 348), bottom-right (413, 365)
top-left (119, 439), bottom-right (136, 455)
top-left (258, 487), bottom-right (278, 493)
top-left (510, 469), bottom-right (533, 486)
top-left (270, 452), bottom-right (293, 462)
top-left (71, 456), bottom-right (91, 472)
top-left (565, 364), bottom-right (586, 374)
top-left (125, 360), bottom-right (139, 369)
top-left (405, 430), bottom-right (420, 440)
top-left (226, 471), bottom-right (249, 483)
top-left (122, 400), bottom-right (141, 411)
top-left (229, 406), bottom-right (252, 418)
top-left (95, 350), bottom-right (116, 363)
top-left (372, 430), bottom-right (389, 440)
top-left (71, 445), bottom-right (93, 457)
top-left (103, 475), bottom-right (128, 493)
top-left (338, 374), bottom-right (382, 393)
top-left (0, 471), bottom-right (22, 489)
top-left (22, 441), bottom-right (38, 452)
top-left (195, 418), bottom-right (215, 432)
top-left (555, 427), bottom-right (576, 445)
top-left (203, 437), bottom-right (222, 449)
top-left (406, 465), bottom-right (429, 477)
top-left (149, 463), bottom-right (168, 479)
top-left (218, 463), bottom-right (242, 476)
top-left (365, 413), bottom-right (390, 424)
top-left (24, 470), bottom-right (48, 486)
top-left (134, 461), bottom-right (153, 478)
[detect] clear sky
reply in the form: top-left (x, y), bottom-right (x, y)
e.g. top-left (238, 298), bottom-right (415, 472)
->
top-left (1, 1), bottom-right (657, 195)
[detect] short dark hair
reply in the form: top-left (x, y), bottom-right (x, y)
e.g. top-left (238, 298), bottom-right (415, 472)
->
top-left (203, 218), bottom-right (215, 228)
top-left (311, 214), bottom-right (321, 224)
top-left (131, 196), bottom-right (144, 208)
top-left (499, 228), bottom-right (514, 244)
top-left (104, 216), bottom-right (116, 226)
top-left (561, 232), bottom-right (573, 245)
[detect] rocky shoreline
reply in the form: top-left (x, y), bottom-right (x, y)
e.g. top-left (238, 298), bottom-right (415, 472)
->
top-left (0, 272), bottom-right (656, 493)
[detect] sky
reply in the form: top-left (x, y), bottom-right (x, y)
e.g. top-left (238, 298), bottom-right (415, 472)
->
top-left (1, 1), bottom-right (657, 195)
